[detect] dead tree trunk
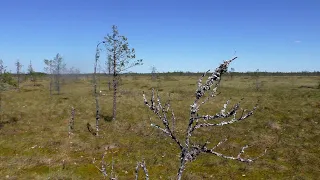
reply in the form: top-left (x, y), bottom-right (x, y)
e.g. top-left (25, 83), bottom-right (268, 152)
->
top-left (93, 43), bottom-right (104, 136)
top-left (68, 107), bottom-right (75, 138)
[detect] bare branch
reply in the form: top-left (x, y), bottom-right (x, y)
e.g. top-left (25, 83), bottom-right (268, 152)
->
top-left (135, 160), bottom-right (149, 180)
top-left (143, 90), bottom-right (183, 150)
top-left (143, 57), bottom-right (265, 180)
top-left (93, 152), bottom-right (108, 178)
top-left (170, 104), bottom-right (176, 135)
top-left (202, 144), bottom-right (254, 163)
top-left (193, 105), bottom-right (257, 130)
top-left (212, 138), bottom-right (228, 150)
top-left (196, 100), bottom-right (240, 121)
top-left (197, 70), bottom-right (210, 89)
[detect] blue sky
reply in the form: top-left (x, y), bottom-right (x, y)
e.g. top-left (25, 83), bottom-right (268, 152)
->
top-left (0, 0), bottom-right (319, 73)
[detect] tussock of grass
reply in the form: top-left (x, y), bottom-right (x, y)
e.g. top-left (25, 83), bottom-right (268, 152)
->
top-left (0, 75), bottom-right (319, 179)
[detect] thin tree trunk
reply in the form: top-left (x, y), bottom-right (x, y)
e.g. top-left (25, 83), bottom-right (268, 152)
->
top-left (108, 58), bottom-right (112, 91)
top-left (17, 74), bottom-right (20, 90)
top-left (112, 77), bottom-right (117, 121)
top-left (112, 39), bottom-right (117, 121)
top-left (16, 62), bottom-right (20, 91)
top-left (0, 62), bottom-right (3, 120)
top-left (69, 107), bottom-right (75, 138)
top-left (177, 149), bottom-right (187, 180)
top-left (93, 48), bottom-right (100, 135)
top-left (112, 45), bottom-right (117, 121)
top-left (49, 66), bottom-right (53, 96)
top-left (0, 90), bottom-right (2, 121)
top-left (0, 91), bottom-right (1, 115)
top-left (95, 100), bottom-right (100, 136)
top-left (57, 75), bottom-right (60, 95)
top-left (94, 74), bottom-right (100, 136)
top-left (49, 80), bottom-right (52, 96)
top-left (108, 78), bottom-right (111, 91)
top-left (57, 64), bottom-right (60, 95)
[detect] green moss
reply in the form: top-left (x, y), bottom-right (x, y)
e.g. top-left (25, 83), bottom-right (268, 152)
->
top-left (0, 75), bottom-right (319, 179)
top-left (73, 164), bottom-right (98, 178)
top-left (26, 165), bottom-right (50, 174)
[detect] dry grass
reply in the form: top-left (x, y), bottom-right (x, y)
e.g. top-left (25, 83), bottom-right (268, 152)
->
top-left (0, 75), bottom-right (319, 179)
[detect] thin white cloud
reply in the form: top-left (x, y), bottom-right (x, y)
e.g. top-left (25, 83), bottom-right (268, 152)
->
top-left (294, 40), bottom-right (301, 43)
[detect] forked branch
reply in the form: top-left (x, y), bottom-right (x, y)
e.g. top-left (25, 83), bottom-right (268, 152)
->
top-left (143, 57), bottom-right (266, 180)
top-left (135, 160), bottom-right (149, 180)
top-left (143, 90), bottom-right (183, 150)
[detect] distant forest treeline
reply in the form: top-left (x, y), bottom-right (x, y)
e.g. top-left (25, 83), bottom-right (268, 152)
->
top-left (96, 71), bottom-right (320, 76)
top-left (9, 71), bottom-right (320, 77)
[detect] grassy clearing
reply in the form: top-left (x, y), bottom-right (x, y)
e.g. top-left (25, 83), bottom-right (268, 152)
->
top-left (0, 75), bottom-right (319, 179)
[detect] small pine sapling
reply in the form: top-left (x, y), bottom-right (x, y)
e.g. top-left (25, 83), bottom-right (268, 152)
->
top-left (151, 66), bottom-right (157, 80)
top-left (15, 60), bottom-right (22, 90)
top-left (28, 60), bottom-right (36, 86)
top-left (44, 59), bottom-right (54, 96)
top-left (104, 25), bottom-right (143, 121)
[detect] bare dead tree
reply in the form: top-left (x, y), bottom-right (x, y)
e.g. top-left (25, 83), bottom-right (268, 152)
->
top-left (143, 57), bottom-right (266, 180)
top-left (151, 66), bottom-right (157, 80)
top-left (135, 160), bottom-right (149, 180)
top-left (68, 107), bottom-right (75, 138)
top-left (93, 41), bottom-right (105, 136)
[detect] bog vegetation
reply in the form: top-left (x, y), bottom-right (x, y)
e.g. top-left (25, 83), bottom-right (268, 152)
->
top-left (0, 26), bottom-right (320, 179)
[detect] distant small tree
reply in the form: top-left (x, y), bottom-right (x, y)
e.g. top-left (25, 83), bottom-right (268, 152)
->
top-left (104, 25), bottom-right (143, 121)
top-left (28, 60), bottom-right (36, 86)
top-left (44, 59), bottom-right (54, 95)
top-left (0, 60), bottom-right (5, 119)
top-left (151, 66), bottom-right (157, 80)
top-left (229, 67), bottom-right (235, 80)
top-left (68, 66), bottom-right (81, 81)
top-left (53, 54), bottom-right (66, 94)
top-left (44, 53), bottom-right (66, 95)
top-left (15, 60), bottom-right (23, 90)
top-left (253, 69), bottom-right (261, 91)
